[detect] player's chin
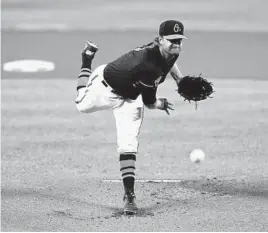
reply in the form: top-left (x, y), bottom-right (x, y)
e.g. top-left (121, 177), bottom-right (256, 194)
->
top-left (169, 47), bottom-right (181, 55)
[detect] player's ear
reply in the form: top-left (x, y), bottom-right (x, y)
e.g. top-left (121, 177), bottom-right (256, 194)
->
top-left (158, 36), bottom-right (164, 45)
top-left (154, 36), bottom-right (160, 45)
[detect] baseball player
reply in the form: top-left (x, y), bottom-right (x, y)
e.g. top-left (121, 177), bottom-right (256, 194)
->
top-left (75, 20), bottom-right (187, 215)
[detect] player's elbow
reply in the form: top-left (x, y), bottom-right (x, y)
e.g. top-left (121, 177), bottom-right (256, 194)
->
top-left (142, 95), bottom-right (157, 109)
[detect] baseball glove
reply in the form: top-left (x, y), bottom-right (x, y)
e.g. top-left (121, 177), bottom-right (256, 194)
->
top-left (177, 75), bottom-right (214, 103)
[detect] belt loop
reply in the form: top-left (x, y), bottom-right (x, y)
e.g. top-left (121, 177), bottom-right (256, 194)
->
top-left (102, 80), bottom-right (108, 87)
top-left (102, 79), bottom-right (118, 95)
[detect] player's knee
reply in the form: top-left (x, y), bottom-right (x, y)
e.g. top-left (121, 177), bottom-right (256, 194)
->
top-left (76, 101), bottom-right (99, 114)
top-left (117, 141), bottom-right (139, 154)
top-left (76, 102), bottom-right (92, 113)
top-left (75, 88), bottom-right (90, 113)
top-left (76, 103), bottom-right (86, 113)
top-left (118, 149), bottom-right (138, 155)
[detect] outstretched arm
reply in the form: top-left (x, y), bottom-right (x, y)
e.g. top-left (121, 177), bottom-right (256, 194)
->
top-left (169, 63), bottom-right (183, 86)
top-left (140, 86), bottom-right (174, 115)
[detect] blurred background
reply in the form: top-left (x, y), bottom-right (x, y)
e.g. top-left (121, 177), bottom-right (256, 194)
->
top-left (2, 0), bottom-right (268, 31)
top-left (1, 0), bottom-right (268, 80)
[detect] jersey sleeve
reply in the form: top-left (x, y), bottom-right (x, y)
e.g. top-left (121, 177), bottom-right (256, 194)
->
top-left (133, 64), bottom-right (159, 105)
top-left (138, 75), bottom-right (156, 88)
top-left (135, 64), bottom-right (159, 88)
top-left (140, 84), bottom-right (157, 105)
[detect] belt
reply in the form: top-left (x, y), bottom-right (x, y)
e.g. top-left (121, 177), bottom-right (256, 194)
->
top-left (101, 79), bottom-right (117, 95)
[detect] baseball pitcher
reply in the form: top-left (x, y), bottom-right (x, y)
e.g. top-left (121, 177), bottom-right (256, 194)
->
top-left (75, 20), bottom-right (187, 215)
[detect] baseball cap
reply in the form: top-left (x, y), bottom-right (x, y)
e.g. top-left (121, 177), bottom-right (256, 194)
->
top-left (159, 20), bottom-right (187, 40)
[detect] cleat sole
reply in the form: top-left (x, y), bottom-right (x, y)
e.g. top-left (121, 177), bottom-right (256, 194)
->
top-left (124, 210), bottom-right (137, 215)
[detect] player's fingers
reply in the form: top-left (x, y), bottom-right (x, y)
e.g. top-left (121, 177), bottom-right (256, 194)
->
top-left (167, 105), bottom-right (174, 110)
top-left (164, 108), bottom-right (170, 115)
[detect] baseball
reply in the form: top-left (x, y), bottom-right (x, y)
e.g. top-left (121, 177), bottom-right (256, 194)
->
top-left (189, 149), bottom-right (205, 163)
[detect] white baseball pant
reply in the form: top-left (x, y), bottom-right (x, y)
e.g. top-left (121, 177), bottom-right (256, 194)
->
top-left (76, 64), bottom-right (144, 154)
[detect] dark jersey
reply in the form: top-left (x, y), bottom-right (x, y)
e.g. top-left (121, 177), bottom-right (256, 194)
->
top-left (103, 42), bottom-right (178, 105)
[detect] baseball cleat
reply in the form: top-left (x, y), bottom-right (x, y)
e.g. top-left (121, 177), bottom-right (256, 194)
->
top-left (82, 41), bottom-right (99, 59)
top-left (123, 192), bottom-right (138, 215)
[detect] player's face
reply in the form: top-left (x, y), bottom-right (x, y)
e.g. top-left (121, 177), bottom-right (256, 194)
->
top-left (161, 37), bottom-right (182, 55)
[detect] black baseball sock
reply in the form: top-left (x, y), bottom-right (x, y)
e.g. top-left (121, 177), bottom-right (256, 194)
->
top-left (119, 153), bottom-right (136, 194)
top-left (123, 177), bottom-right (135, 194)
top-left (77, 58), bottom-right (92, 91)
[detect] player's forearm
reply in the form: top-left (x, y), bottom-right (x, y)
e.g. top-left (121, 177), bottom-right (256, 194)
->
top-left (142, 89), bottom-right (164, 110)
top-left (141, 86), bottom-right (158, 109)
top-left (170, 63), bottom-right (183, 83)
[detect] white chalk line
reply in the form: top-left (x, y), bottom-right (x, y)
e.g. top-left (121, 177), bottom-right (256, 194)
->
top-left (103, 179), bottom-right (182, 183)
